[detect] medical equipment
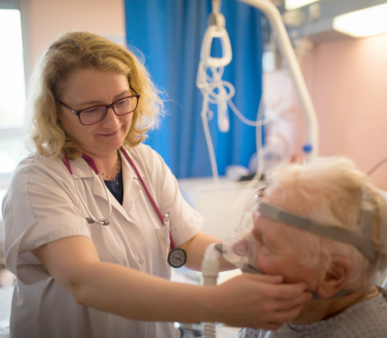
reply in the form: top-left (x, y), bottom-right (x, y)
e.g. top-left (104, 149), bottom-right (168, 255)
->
top-left (197, 0), bottom-right (319, 185)
top-left (196, 3), bottom-right (232, 181)
top-left (200, 187), bottom-right (264, 338)
top-left (63, 148), bottom-right (187, 268)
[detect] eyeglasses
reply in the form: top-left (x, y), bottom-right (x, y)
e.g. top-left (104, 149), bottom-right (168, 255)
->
top-left (58, 94), bottom-right (140, 126)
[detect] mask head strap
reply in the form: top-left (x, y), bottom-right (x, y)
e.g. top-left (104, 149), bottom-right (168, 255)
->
top-left (258, 202), bottom-right (379, 265)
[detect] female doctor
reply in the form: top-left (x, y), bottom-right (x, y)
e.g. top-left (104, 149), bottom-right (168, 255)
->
top-left (2, 32), bottom-right (311, 338)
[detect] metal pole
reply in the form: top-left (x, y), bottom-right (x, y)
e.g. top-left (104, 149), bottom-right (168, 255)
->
top-left (238, 0), bottom-right (319, 159)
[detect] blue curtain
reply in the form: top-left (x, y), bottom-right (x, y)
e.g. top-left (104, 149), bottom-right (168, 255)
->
top-left (125, 0), bottom-right (263, 178)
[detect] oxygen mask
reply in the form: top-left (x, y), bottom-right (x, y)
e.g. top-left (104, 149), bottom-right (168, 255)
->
top-left (217, 186), bottom-right (268, 274)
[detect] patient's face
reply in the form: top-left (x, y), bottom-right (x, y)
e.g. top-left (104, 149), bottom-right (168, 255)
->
top-left (252, 197), bottom-right (318, 286)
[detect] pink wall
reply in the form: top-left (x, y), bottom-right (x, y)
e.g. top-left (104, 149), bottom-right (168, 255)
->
top-left (304, 33), bottom-right (387, 189)
top-left (27, 0), bottom-right (125, 66)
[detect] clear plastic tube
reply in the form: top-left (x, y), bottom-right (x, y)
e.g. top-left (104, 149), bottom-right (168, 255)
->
top-left (201, 243), bottom-right (221, 338)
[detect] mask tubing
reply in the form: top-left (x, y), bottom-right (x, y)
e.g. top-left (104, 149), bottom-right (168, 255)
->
top-left (202, 243), bottom-right (221, 338)
top-left (202, 243), bottom-right (221, 285)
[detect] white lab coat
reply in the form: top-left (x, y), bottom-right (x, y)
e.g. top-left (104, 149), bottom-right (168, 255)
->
top-left (2, 143), bottom-right (203, 338)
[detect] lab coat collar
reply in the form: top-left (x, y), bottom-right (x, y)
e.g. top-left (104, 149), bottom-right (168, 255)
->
top-left (63, 149), bottom-right (145, 219)
top-left (63, 149), bottom-right (142, 182)
top-left (90, 148), bottom-right (143, 218)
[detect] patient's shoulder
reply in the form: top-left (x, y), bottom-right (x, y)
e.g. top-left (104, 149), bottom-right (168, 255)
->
top-left (238, 293), bottom-right (387, 338)
top-left (328, 292), bottom-right (387, 337)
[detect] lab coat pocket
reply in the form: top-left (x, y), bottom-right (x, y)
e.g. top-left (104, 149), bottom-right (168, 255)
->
top-left (156, 228), bottom-right (171, 279)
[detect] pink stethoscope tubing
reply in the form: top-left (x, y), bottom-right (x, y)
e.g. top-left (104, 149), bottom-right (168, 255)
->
top-left (63, 148), bottom-right (176, 249)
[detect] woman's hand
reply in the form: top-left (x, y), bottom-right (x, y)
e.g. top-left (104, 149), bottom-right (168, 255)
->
top-left (207, 273), bottom-right (311, 330)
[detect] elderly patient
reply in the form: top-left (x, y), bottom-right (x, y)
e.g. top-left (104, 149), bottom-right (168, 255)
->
top-left (238, 157), bottom-right (387, 338)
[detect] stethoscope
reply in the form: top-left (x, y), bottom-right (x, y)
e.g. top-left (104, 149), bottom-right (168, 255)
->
top-left (63, 147), bottom-right (187, 268)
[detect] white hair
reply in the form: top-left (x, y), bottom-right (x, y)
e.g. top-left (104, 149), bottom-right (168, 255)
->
top-left (265, 156), bottom-right (387, 287)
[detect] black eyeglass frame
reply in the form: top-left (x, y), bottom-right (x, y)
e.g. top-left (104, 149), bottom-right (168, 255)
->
top-left (57, 94), bottom-right (140, 126)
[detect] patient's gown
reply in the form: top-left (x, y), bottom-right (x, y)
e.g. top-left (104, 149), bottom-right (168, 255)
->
top-left (238, 288), bottom-right (387, 338)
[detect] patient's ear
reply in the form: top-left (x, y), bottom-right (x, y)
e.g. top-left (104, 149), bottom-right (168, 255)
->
top-left (316, 257), bottom-right (352, 298)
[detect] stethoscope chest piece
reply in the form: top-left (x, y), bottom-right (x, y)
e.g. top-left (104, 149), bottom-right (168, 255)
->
top-left (168, 248), bottom-right (187, 268)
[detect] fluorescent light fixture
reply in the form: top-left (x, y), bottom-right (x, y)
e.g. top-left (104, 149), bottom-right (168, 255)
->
top-left (285, 0), bottom-right (318, 11)
top-left (333, 4), bottom-right (387, 38)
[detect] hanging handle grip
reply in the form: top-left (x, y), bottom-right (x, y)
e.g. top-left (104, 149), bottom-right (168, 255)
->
top-left (200, 16), bottom-right (232, 68)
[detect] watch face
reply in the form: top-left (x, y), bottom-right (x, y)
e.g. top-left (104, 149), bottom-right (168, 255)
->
top-left (168, 248), bottom-right (187, 268)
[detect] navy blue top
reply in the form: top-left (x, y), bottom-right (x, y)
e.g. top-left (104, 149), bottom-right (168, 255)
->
top-left (104, 167), bottom-right (124, 205)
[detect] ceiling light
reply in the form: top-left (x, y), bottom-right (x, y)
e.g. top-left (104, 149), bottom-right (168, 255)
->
top-left (333, 4), bottom-right (387, 38)
top-left (285, 0), bottom-right (319, 11)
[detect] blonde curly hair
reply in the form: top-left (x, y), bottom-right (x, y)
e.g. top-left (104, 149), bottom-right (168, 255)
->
top-left (27, 31), bottom-right (164, 160)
